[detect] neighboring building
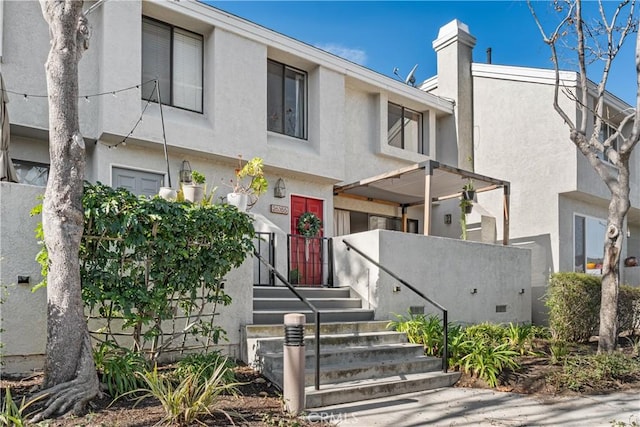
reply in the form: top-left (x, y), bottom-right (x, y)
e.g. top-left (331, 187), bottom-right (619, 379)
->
top-left (422, 20), bottom-right (640, 323)
top-left (0, 1), bottom-right (635, 373)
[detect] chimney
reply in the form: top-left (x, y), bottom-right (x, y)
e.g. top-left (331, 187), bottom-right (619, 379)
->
top-left (486, 47), bottom-right (492, 64)
top-left (432, 20), bottom-right (476, 171)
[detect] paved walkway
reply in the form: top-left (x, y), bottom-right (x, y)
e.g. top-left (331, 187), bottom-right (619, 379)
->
top-left (307, 387), bottom-right (640, 426)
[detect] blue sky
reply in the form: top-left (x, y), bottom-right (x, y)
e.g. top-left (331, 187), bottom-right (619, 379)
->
top-left (204, 1), bottom-right (636, 105)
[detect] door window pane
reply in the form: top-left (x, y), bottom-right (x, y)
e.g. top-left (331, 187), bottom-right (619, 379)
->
top-left (574, 214), bottom-right (606, 274)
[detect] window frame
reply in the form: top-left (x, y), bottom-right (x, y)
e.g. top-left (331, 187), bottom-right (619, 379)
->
top-left (141, 16), bottom-right (204, 114)
top-left (574, 213), bottom-right (607, 275)
top-left (12, 159), bottom-right (49, 186)
top-left (267, 59), bottom-right (308, 140)
top-left (387, 102), bottom-right (424, 154)
top-left (596, 121), bottom-right (620, 164)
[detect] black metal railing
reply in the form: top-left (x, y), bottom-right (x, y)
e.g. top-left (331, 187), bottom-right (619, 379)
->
top-left (254, 232), bottom-right (276, 286)
top-left (342, 239), bottom-right (449, 373)
top-left (287, 235), bottom-right (334, 286)
top-left (253, 249), bottom-right (323, 390)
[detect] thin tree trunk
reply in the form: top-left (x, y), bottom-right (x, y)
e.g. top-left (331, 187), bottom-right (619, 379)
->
top-left (32, 1), bottom-right (99, 421)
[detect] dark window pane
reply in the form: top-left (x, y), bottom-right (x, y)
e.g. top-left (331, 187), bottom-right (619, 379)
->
top-left (267, 60), bottom-right (283, 133)
top-left (388, 102), bottom-right (403, 148)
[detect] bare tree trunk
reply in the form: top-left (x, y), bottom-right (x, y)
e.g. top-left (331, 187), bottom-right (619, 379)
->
top-left (529, 0), bottom-right (639, 353)
top-left (32, 1), bottom-right (99, 421)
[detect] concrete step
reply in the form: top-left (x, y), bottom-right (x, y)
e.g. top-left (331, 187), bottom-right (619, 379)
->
top-left (304, 371), bottom-right (462, 408)
top-left (253, 286), bottom-right (351, 299)
top-left (262, 343), bottom-right (426, 372)
top-left (252, 331), bottom-right (408, 354)
top-left (272, 355), bottom-right (443, 386)
top-left (253, 297), bottom-right (363, 311)
top-left (253, 309), bottom-right (375, 325)
top-left (245, 320), bottom-right (390, 339)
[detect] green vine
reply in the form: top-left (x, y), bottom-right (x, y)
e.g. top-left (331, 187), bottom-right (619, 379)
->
top-left (33, 182), bottom-right (256, 360)
top-left (297, 212), bottom-right (322, 237)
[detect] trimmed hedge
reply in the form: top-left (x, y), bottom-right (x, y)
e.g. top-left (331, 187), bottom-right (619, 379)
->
top-left (546, 272), bottom-right (640, 342)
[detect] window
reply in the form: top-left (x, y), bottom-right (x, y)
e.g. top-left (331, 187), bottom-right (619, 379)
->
top-left (597, 122), bottom-right (620, 163)
top-left (267, 59), bottom-right (306, 139)
top-left (142, 17), bottom-right (203, 112)
top-left (574, 214), bottom-right (606, 274)
top-left (13, 159), bottom-right (49, 186)
top-left (388, 102), bottom-right (423, 153)
top-left (112, 167), bottom-right (164, 198)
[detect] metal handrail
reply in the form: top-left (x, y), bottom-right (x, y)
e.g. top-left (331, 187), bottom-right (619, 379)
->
top-left (253, 249), bottom-right (322, 390)
top-left (342, 239), bottom-right (449, 373)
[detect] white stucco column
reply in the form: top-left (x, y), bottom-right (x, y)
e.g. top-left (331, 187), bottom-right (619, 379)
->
top-left (432, 20), bottom-right (476, 172)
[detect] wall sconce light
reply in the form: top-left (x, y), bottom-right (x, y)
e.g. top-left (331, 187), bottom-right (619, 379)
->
top-left (274, 177), bottom-right (286, 198)
top-left (470, 288), bottom-right (477, 294)
top-left (519, 288), bottom-right (525, 294)
top-left (444, 214), bottom-right (452, 225)
top-left (179, 160), bottom-right (192, 184)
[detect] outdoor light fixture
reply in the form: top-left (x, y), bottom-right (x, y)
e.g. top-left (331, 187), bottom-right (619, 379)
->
top-left (274, 177), bottom-right (286, 198)
top-left (444, 214), bottom-right (452, 224)
top-left (519, 289), bottom-right (526, 294)
top-left (179, 160), bottom-right (192, 184)
top-left (470, 288), bottom-right (478, 294)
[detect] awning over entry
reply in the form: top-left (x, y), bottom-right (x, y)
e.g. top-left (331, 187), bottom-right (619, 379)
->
top-left (333, 160), bottom-right (511, 244)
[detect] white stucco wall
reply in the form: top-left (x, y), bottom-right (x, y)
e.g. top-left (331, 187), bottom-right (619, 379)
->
top-left (0, 181), bottom-right (255, 375)
top-left (334, 230), bottom-right (531, 325)
top-left (0, 183), bottom-right (47, 374)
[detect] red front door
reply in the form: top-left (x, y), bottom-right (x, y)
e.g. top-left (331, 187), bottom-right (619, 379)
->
top-left (290, 196), bottom-right (324, 286)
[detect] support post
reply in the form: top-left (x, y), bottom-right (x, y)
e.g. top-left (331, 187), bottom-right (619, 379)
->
top-left (283, 313), bottom-right (306, 414)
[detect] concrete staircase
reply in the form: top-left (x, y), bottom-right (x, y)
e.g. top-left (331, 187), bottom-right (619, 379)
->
top-left (252, 285), bottom-right (375, 324)
top-left (244, 286), bottom-right (460, 408)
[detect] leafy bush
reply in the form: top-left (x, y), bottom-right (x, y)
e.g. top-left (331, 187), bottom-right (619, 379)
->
top-left (546, 273), bottom-right (601, 342)
top-left (127, 362), bottom-right (241, 426)
top-left (546, 273), bottom-right (640, 342)
top-left (172, 352), bottom-right (236, 386)
top-left (34, 183), bottom-right (256, 359)
top-left (0, 388), bottom-right (45, 426)
top-left (548, 340), bottom-right (569, 364)
top-left (549, 352), bottom-right (640, 392)
top-left (505, 323), bottom-right (536, 355)
top-left (463, 322), bottom-right (506, 346)
top-left (93, 341), bottom-right (149, 397)
top-left (388, 312), bottom-right (443, 356)
top-left (619, 285), bottom-right (640, 333)
top-left (461, 341), bottom-right (519, 387)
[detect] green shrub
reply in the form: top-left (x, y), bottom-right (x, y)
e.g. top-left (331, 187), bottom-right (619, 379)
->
top-left (504, 323), bottom-right (536, 355)
top-left (546, 273), bottom-right (640, 342)
top-left (0, 388), bottom-right (45, 426)
top-left (549, 352), bottom-right (640, 392)
top-left (546, 273), bottom-right (601, 342)
top-left (93, 341), bottom-right (149, 397)
top-left (388, 312), bottom-right (443, 356)
top-left (460, 341), bottom-right (519, 387)
top-left (127, 362), bottom-right (241, 426)
top-left (619, 285), bottom-right (640, 333)
top-left (463, 322), bottom-right (506, 346)
top-left (446, 324), bottom-right (472, 371)
top-left (172, 352), bottom-right (236, 385)
top-left (549, 339), bottom-right (569, 364)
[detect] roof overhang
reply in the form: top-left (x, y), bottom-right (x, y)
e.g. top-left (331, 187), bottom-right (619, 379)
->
top-left (334, 160), bottom-right (511, 244)
top-left (334, 160), bottom-right (509, 206)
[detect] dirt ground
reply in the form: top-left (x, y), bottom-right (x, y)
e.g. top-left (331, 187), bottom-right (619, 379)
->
top-left (2, 341), bottom-right (640, 426)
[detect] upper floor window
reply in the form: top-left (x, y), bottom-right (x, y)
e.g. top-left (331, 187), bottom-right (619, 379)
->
top-left (574, 214), bottom-right (605, 275)
top-left (267, 59), bottom-right (306, 139)
top-left (142, 17), bottom-right (203, 113)
top-left (388, 102), bottom-right (423, 154)
top-left (597, 122), bottom-right (620, 163)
